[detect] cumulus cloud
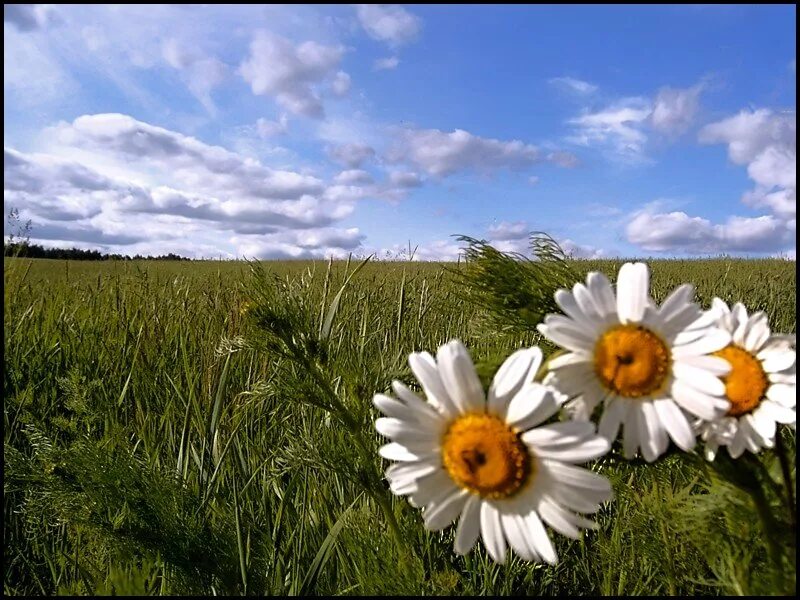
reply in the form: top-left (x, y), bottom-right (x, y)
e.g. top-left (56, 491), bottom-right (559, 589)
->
top-left (162, 38), bottom-right (228, 114)
top-left (650, 84), bottom-right (703, 136)
top-left (238, 30), bottom-right (345, 118)
top-left (373, 56), bottom-right (400, 70)
top-left (327, 143), bottom-right (376, 168)
top-left (355, 4), bottom-right (421, 47)
top-left (4, 4), bottom-right (60, 31)
top-left (549, 76), bottom-right (597, 95)
top-left (487, 220), bottom-right (528, 240)
top-left (331, 71), bottom-right (351, 96)
top-left (334, 169), bottom-right (373, 185)
top-left (393, 127), bottom-right (575, 177)
top-left (568, 99), bottom-right (652, 164)
top-left (626, 208), bottom-right (794, 254)
top-left (5, 114), bottom-right (376, 258)
top-left (256, 114), bottom-right (289, 138)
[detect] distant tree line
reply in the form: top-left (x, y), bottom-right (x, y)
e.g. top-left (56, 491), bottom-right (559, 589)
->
top-left (4, 242), bottom-right (192, 261)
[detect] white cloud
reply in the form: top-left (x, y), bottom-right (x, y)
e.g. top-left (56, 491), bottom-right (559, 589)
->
top-left (626, 209), bottom-right (793, 254)
top-left (331, 70), bottom-right (351, 96)
top-left (327, 143), bottom-right (376, 167)
top-left (238, 30), bottom-right (345, 118)
top-left (256, 114), bottom-right (289, 138)
top-left (334, 169), bottom-right (373, 185)
top-left (162, 38), bottom-right (228, 114)
top-left (373, 56), bottom-right (400, 70)
top-left (650, 84), bottom-right (703, 136)
top-left (528, 176), bottom-right (540, 185)
top-left (568, 98), bottom-right (652, 164)
top-left (355, 4), bottom-right (421, 47)
top-left (394, 127), bottom-right (575, 177)
top-left (388, 171), bottom-right (422, 188)
top-left (549, 76), bottom-right (597, 95)
top-left (487, 220), bottom-right (528, 240)
top-left (700, 108), bottom-right (796, 220)
top-left (5, 114), bottom-right (375, 258)
top-left (4, 4), bottom-right (60, 31)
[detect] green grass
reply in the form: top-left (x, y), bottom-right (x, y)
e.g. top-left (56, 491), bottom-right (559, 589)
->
top-left (4, 256), bottom-right (796, 595)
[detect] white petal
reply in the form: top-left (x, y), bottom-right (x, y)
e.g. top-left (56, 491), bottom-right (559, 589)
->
top-left (480, 502), bottom-right (507, 564)
top-left (436, 340), bottom-right (485, 414)
top-left (530, 436), bottom-right (610, 463)
top-left (598, 397), bottom-right (627, 442)
top-left (424, 488), bottom-right (469, 532)
top-left (375, 417), bottom-right (438, 442)
top-left (639, 401), bottom-right (668, 462)
top-left (525, 510), bottom-right (557, 565)
top-left (744, 317), bottom-right (771, 353)
top-left (386, 461), bottom-right (438, 485)
top-left (537, 323), bottom-right (593, 354)
top-left (501, 510), bottom-right (536, 561)
top-left (537, 496), bottom-right (581, 539)
top-left (676, 355), bottom-right (731, 376)
top-left (758, 400), bottom-right (796, 425)
top-left (761, 351), bottom-right (796, 374)
top-left (408, 352), bottom-right (458, 418)
top-left (555, 288), bottom-right (597, 332)
top-left (766, 383), bottom-right (797, 408)
top-left (454, 495), bottom-right (482, 555)
top-left (541, 460), bottom-right (613, 499)
top-left (671, 380), bottom-right (729, 421)
top-left (652, 398), bottom-right (696, 451)
top-left (548, 352), bottom-right (592, 370)
top-left (391, 381), bottom-right (445, 422)
top-left (587, 271), bottom-right (617, 318)
top-left (521, 421), bottom-right (596, 448)
top-left (506, 384), bottom-right (560, 430)
top-left (489, 347), bottom-right (542, 419)
top-left (616, 262), bottom-right (649, 324)
top-left (379, 443), bottom-right (432, 462)
top-left (410, 471), bottom-right (455, 507)
top-left (672, 363), bottom-right (726, 396)
top-left (672, 328), bottom-right (731, 358)
top-left (622, 404), bottom-right (641, 459)
top-left (750, 406), bottom-right (777, 441)
top-left (657, 284), bottom-right (694, 322)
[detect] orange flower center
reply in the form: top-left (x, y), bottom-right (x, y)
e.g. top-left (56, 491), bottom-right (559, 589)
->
top-left (713, 345), bottom-right (768, 417)
top-left (441, 414), bottom-right (532, 499)
top-left (594, 325), bottom-right (671, 398)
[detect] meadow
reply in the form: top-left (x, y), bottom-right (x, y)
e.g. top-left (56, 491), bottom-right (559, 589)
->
top-left (3, 254), bottom-right (796, 596)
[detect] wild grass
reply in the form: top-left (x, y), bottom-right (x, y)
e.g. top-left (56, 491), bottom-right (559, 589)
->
top-left (4, 254), bottom-right (796, 595)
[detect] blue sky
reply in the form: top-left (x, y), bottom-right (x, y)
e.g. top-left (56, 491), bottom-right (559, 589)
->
top-left (4, 4), bottom-right (796, 259)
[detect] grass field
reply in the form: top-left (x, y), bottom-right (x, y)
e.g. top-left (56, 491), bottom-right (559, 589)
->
top-left (4, 255), bottom-right (796, 596)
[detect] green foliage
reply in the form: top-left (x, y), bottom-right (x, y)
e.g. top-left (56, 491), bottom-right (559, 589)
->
top-left (4, 255), bottom-right (796, 596)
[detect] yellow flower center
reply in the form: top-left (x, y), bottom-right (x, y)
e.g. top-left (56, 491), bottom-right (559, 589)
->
top-left (594, 324), bottom-right (670, 398)
top-left (441, 413), bottom-right (532, 499)
top-left (713, 345), bottom-right (768, 417)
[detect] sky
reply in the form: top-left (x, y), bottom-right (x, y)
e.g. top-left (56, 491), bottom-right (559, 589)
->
top-left (3, 4), bottom-right (797, 260)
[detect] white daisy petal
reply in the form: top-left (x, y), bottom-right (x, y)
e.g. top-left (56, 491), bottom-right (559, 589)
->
top-left (676, 355), bottom-right (731, 376)
top-left (521, 421), bottom-right (596, 448)
top-left (750, 407), bottom-right (777, 442)
top-left (598, 397), bottom-right (627, 442)
top-left (506, 384), bottom-right (560, 430)
top-left (541, 460), bottom-right (613, 500)
top-left (622, 404), bottom-right (641, 459)
top-left (537, 323), bottom-right (593, 354)
top-left (391, 381), bottom-right (446, 422)
top-left (744, 316), bottom-right (771, 353)
top-left (761, 351), bottom-right (797, 374)
top-left (480, 502), bottom-right (507, 564)
top-left (548, 352), bottom-right (591, 370)
top-left (530, 436), bottom-right (610, 463)
top-left (537, 496), bottom-right (581, 539)
top-left (671, 380), bottom-right (729, 421)
top-left (453, 495), bottom-right (482, 556)
top-left (671, 363), bottom-right (726, 396)
top-left (489, 347), bottom-right (542, 419)
top-left (652, 398), bottom-right (696, 452)
top-left (766, 383), bottom-right (797, 408)
top-left (424, 488), bottom-right (470, 532)
top-left (501, 510), bottom-right (536, 561)
top-left (587, 271), bottom-right (618, 318)
top-left (672, 328), bottom-right (731, 358)
top-left (409, 471), bottom-right (454, 507)
top-left (616, 262), bottom-right (649, 324)
top-left (639, 401), bottom-right (668, 462)
top-left (555, 288), bottom-right (597, 331)
top-left (408, 352), bottom-right (458, 417)
top-left (436, 340), bottom-right (485, 414)
top-left (525, 510), bottom-right (558, 565)
top-left (758, 399), bottom-right (797, 425)
top-left (379, 443), bottom-right (433, 462)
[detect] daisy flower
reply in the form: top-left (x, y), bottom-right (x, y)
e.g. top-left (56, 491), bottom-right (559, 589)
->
top-left (538, 262), bottom-right (732, 462)
top-left (695, 299), bottom-right (796, 460)
top-left (374, 340), bottom-right (612, 564)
